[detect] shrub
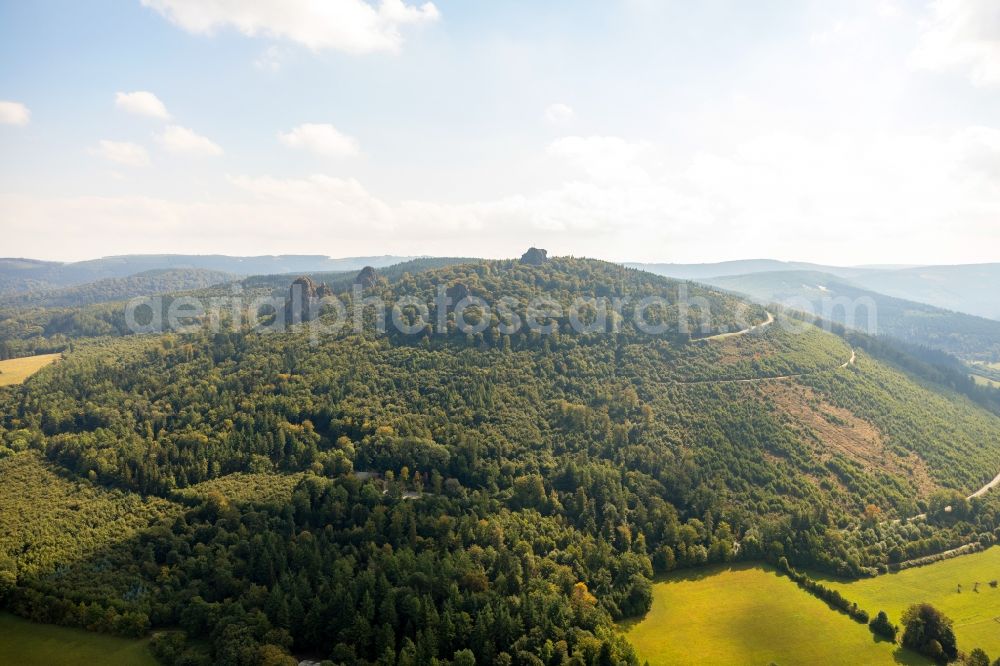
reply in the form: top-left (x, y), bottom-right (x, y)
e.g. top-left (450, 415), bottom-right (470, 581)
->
top-left (868, 610), bottom-right (897, 642)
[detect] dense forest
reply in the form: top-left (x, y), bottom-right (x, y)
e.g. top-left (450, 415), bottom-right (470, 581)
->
top-left (0, 268), bottom-right (236, 309)
top-left (3, 256), bottom-right (1000, 664)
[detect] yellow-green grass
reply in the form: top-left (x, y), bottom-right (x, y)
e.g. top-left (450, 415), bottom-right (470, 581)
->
top-left (824, 547), bottom-right (1000, 657)
top-left (0, 613), bottom-right (157, 665)
top-left (0, 353), bottom-right (61, 386)
top-left (971, 373), bottom-right (1000, 388)
top-left (622, 563), bottom-right (925, 665)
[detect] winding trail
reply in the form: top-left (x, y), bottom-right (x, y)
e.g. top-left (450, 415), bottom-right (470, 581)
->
top-left (694, 312), bottom-right (1000, 516)
top-left (698, 310), bottom-right (776, 341)
top-left (969, 470), bottom-right (1000, 499)
top-left (895, 470), bottom-right (1000, 524)
top-left (676, 312), bottom-right (856, 386)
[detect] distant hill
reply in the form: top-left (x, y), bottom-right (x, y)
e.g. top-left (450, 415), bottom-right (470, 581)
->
top-left (241, 257), bottom-right (482, 292)
top-left (0, 268), bottom-right (237, 309)
top-left (850, 264), bottom-right (1000, 322)
top-left (627, 259), bottom-right (877, 281)
top-left (630, 260), bottom-right (1000, 322)
top-left (0, 254), bottom-right (415, 296)
top-left (706, 270), bottom-right (1000, 361)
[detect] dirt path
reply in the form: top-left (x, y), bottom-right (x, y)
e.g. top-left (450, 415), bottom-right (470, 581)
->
top-left (968, 470), bottom-right (1000, 499)
top-left (894, 471), bottom-right (1000, 524)
top-left (675, 342), bottom-right (856, 386)
top-left (699, 310), bottom-right (775, 341)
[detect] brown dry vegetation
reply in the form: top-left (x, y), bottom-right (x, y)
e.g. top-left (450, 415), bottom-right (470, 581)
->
top-left (761, 380), bottom-right (936, 496)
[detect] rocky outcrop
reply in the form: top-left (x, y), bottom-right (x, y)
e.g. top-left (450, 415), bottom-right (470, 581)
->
top-left (354, 266), bottom-right (381, 289)
top-left (520, 247), bottom-right (548, 265)
top-left (285, 276), bottom-right (330, 324)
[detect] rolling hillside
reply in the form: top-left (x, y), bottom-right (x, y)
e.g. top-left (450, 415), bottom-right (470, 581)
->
top-left (705, 270), bottom-right (1000, 361)
top-left (0, 269), bottom-right (237, 309)
top-left (0, 255), bottom-right (414, 297)
top-left (851, 264), bottom-right (1000, 322)
top-left (3, 255), bottom-right (1000, 663)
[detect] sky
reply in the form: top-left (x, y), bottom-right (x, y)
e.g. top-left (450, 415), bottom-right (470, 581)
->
top-left (1, 0), bottom-right (999, 265)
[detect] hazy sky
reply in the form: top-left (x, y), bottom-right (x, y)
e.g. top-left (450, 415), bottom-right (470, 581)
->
top-left (1, 0), bottom-right (999, 264)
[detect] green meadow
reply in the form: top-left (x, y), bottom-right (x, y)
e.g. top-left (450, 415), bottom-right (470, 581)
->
top-left (622, 564), bottom-right (925, 665)
top-left (824, 547), bottom-right (1000, 659)
top-left (0, 613), bottom-right (157, 665)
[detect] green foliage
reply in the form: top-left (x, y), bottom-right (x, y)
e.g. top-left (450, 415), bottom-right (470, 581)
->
top-left (4, 257), bottom-right (1000, 662)
top-left (901, 603), bottom-right (958, 662)
top-left (0, 269), bottom-right (235, 310)
top-left (868, 610), bottom-right (897, 642)
top-left (968, 648), bottom-right (991, 666)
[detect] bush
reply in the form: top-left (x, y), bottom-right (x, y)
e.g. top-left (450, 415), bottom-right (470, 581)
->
top-left (868, 610), bottom-right (897, 642)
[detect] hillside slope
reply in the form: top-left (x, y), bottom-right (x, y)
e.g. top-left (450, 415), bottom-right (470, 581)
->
top-left (3, 256), bottom-right (1000, 664)
top-left (0, 254), bottom-right (414, 296)
top-left (851, 263), bottom-right (1000, 322)
top-left (0, 268), bottom-right (237, 309)
top-left (706, 270), bottom-right (1000, 361)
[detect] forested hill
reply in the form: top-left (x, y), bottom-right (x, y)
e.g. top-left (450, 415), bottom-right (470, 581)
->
top-left (4, 255), bottom-right (1000, 665)
top-left (0, 268), bottom-right (236, 309)
top-left (0, 254), bottom-right (414, 297)
top-left (706, 270), bottom-right (1000, 362)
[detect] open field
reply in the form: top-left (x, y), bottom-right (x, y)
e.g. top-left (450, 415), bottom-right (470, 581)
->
top-left (622, 564), bottom-right (925, 665)
top-left (972, 373), bottom-right (1000, 388)
top-left (0, 613), bottom-right (157, 665)
top-left (824, 547), bottom-right (1000, 658)
top-left (0, 353), bottom-right (61, 386)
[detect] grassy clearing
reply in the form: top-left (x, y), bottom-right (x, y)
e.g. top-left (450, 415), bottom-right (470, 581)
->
top-left (824, 547), bottom-right (1000, 657)
top-left (0, 613), bottom-right (157, 665)
top-left (971, 373), bottom-right (1000, 388)
top-left (174, 471), bottom-right (307, 506)
top-left (622, 563), bottom-right (925, 665)
top-left (0, 353), bottom-right (61, 386)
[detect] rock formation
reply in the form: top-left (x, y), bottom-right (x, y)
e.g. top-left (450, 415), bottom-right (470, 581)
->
top-left (354, 266), bottom-right (381, 289)
top-left (520, 247), bottom-right (548, 265)
top-left (285, 276), bottom-right (331, 324)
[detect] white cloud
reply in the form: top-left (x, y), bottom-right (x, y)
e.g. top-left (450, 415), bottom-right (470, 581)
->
top-left (913, 0), bottom-right (1000, 86)
top-left (0, 101), bottom-right (30, 126)
top-left (254, 45), bottom-right (285, 71)
top-left (544, 103), bottom-right (574, 124)
top-left (141, 0), bottom-right (440, 55)
top-left (547, 135), bottom-right (652, 183)
top-left (91, 140), bottom-right (151, 167)
top-left (278, 123), bottom-right (360, 157)
top-left (6, 126), bottom-right (1000, 264)
top-left (156, 125), bottom-right (223, 156)
top-left (115, 91), bottom-right (171, 119)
